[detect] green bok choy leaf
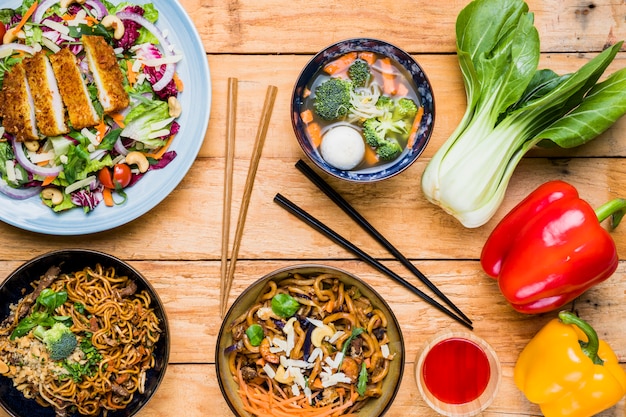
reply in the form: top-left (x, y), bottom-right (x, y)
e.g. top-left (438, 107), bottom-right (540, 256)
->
top-left (421, 0), bottom-right (626, 228)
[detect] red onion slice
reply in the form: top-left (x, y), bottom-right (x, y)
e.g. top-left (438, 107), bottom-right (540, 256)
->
top-left (0, 43), bottom-right (36, 56)
top-left (84, 0), bottom-right (108, 20)
top-left (116, 11), bottom-right (176, 92)
top-left (0, 178), bottom-right (41, 200)
top-left (12, 139), bottom-right (63, 177)
top-left (33, 0), bottom-right (60, 24)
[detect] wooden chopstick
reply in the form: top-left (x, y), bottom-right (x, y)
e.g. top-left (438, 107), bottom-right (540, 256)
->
top-left (295, 159), bottom-right (472, 326)
top-left (221, 85), bottom-right (278, 317)
top-left (219, 78), bottom-right (238, 317)
top-left (274, 193), bottom-right (473, 330)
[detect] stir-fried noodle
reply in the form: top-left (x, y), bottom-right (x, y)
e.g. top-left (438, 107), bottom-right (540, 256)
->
top-left (0, 264), bottom-right (161, 416)
top-left (225, 272), bottom-right (396, 416)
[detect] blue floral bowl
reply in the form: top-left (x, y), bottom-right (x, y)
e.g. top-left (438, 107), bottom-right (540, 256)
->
top-left (291, 38), bottom-right (435, 182)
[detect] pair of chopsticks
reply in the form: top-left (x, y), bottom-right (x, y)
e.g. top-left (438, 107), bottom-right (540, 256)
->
top-left (220, 79), bottom-right (278, 317)
top-left (274, 160), bottom-right (473, 330)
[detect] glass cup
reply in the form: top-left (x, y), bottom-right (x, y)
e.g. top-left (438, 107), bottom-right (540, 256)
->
top-left (415, 331), bottom-right (501, 416)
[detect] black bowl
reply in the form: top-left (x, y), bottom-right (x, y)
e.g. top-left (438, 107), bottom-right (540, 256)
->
top-left (0, 249), bottom-right (169, 417)
top-left (291, 38), bottom-right (435, 182)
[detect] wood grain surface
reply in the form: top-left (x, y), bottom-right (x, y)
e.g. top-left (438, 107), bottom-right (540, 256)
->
top-left (1, 1), bottom-right (626, 416)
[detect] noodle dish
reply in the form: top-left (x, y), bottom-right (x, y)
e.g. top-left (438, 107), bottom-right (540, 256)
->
top-left (0, 249), bottom-right (169, 417)
top-left (216, 265), bottom-right (404, 417)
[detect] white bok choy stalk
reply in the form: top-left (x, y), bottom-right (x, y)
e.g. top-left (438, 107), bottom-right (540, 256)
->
top-left (421, 0), bottom-right (626, 228)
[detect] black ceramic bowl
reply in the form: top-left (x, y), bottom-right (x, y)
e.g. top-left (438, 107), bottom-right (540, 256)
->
top-left (216, 264), bottom-right (405, 417)
top-left (291, 38), bottom-right (435, 182)
top-left (0, 249), bottom-right (169, 417)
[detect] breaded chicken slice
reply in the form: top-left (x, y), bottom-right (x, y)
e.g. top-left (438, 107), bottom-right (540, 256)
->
top-left (0, 62), bottom-right (38, 141)
top-left (49, 47), bottom-right (100, 130)
top-left (23, 51), bottom-right (69, 137)
top-left (82, 35), bottom-right (129, 114)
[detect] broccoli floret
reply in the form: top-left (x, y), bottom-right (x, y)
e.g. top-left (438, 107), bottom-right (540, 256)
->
top-left (393, 97), bottom-right (418, 120)
top-left (362, 112), bottom-right (408, 147)
top-left (376, 139), bottom-right (403, 160)
top-left (347, 59), bottom-right (371, 88)
top-left (313, 78), bottom-right (353, 120)
top-left (34, 322), bottom-right (77, 360)
top-left (375, 95), bottom-right (394, 112)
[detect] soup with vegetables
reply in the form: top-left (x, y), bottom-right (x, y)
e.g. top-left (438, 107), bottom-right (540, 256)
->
top-left (300, 51), bottom-right (423, 171)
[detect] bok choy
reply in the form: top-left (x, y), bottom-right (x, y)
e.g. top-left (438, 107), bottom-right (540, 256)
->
top-left (421, 0), bottom-right (626, 228)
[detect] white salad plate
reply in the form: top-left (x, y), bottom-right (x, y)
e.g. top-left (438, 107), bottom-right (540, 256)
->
top-left (1, 0), bottom-right (211, 235)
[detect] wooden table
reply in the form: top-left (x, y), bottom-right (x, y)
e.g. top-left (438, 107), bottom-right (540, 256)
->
top-left (2, 0), bottom-right (626, 416)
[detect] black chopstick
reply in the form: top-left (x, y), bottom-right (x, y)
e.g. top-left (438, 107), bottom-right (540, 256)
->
top-left (274, 193), bottom-right (473, 330)
top-left (295, 159), bottom-right (472, 326)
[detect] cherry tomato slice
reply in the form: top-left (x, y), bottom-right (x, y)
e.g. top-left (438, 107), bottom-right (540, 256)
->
top-left (0, 25), bottom-right (5, 44)
top-left (98, 164), bottom-right (132, 189)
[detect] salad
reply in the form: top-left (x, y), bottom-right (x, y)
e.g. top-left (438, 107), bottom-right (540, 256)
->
top-left (0, 0), bottom-right (183, 213)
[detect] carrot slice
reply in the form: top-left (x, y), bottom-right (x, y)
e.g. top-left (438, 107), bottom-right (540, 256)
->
top-left (102, 188), bottom-right (114, 207)
top-left (363, 144), bottom-right (379, 166)
top-left (358, 51), bottom-right (376, 65)
top-left (126, 59), bottom-right (137, 85)
top-left (96, 119), bottom-right (107, 141)
top-left (395, 82), bottom-right (409, 97)
top-left (144, 134), bottom-right (175, 159)
top-left (173, 73), bottom-right (184, 91)
top-left (407, 106), bottom-right (424, 148)
top-left (306, 122), bottom-right (323, 148)
top-left (12, 2), bottom-right (38, 34)
top-left (300, 109), bottom-right (314, 124)
top-left (41, 175), bottom-right (57, 186)
top-left (110, 112), bottom-right (126, 128)
top-left (379, 57), bottom-right (397, 95)
top-left (323, 52), bottom-right (357, 75)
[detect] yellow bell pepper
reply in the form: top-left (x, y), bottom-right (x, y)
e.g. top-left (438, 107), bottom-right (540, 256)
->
top-left (514, 311), bottom-right (626, 417)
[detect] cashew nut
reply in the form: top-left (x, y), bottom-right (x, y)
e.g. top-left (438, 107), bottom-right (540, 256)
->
top-left (101, 15), bottom-right (125, 40)
top-left (41, 188), bottom-right (63, 206)
top-left (168, 96), bottom-right (182, 118)
top-left (3, 29), bottom-right (25, 45)
top-left (273, 365), bottom-right (294, 384)
top-left (311, 324), bottom-right (334, 348)
top-left (0, 360), bottom-right (9, 375)
top-left (24, 140), bottom-right (40, 152)
top-left (60, 0), bottom-right (86, 8)
top-left (125, 151), bottom-right (150, 173)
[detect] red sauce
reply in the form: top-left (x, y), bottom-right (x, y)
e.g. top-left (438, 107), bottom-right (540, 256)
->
top-left (422, 337), bottom-right (490, 405)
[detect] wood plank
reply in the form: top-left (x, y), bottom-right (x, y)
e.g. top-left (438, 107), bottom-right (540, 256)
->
top-left (201, 53), bottom-right (626, 161)
top-left (186, 0), bottom-right (626, 55)
top-left (1, 260), bottom-right (623, 416)
top-left (0, 157), bottom-right (624, 260)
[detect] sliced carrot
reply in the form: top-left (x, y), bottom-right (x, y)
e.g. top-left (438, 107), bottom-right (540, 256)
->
top-left (85, 15), bottom-right (99, 26)
top-left (61, 14), bottom-right (74, 21)
top-left (110, 112), bottom-right (126, 128)
top-left (306, 122), bottom-right (323, 148)
top-left (358, 51), bottom-right (376, 65)
top-left (407, 106), bottom-right (424, 148)
top-left (173, 73), bottom-right (184, 91)
top-left (363, 144), bottom-right (379, 166)
top-left (395, 82), bottom-right (409, 97)
top-left (12, 1), bottom-right (38, 34)
top-left (302, 87), bottom-right (311, 99)
top-left (96, 119), bottom-right (107, 141)
top-left (300, 109), bottom-right (314, 124)
top-left (36, 160), bottom-right (50, 167)
top-left (323, 51), bottom-right (357, 75)
top-left (144, 134), bottom-right (175, 159)
top-left (379, 57), bottom-right (397, 95)
top-left (126, 60), bottom-right (137, 85)
top-left (102, 188), bottom-right (114, 207)
top-left (41, 175), bottom-right (57, 186)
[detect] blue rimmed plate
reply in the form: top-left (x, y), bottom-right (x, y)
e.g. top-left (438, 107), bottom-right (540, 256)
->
top-left (0, 0), bottom-right (211, 235)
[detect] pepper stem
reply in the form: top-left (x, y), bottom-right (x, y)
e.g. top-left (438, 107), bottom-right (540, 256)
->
top-left (558, 311), bottom-right (603, 366)
top-left (595, 198), bottom-right (626, 230)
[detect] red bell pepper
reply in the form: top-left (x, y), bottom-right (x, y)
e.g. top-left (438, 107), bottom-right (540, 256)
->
top-left (481, 180), bottom-right (625, 314)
